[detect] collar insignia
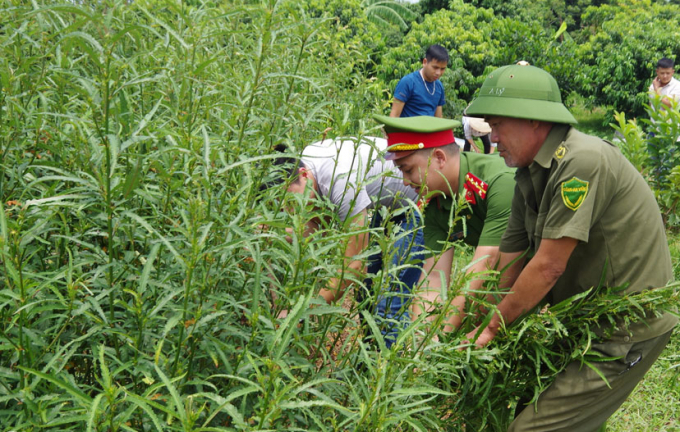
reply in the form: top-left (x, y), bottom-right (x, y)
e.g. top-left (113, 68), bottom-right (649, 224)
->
top-left (463, 172), bottom-right (488, 205)
top-left (561, 177), bottom-right (589, 211)
top-left (418, 197), bottom-right (431, 211)
top-left (555, 144), bottom-right (567, 160)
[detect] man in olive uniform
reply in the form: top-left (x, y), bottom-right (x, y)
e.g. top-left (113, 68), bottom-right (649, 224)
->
top-left (373, 114), bottom-right (516, 331)
top-left (464, 63), bottom-right (677, 431)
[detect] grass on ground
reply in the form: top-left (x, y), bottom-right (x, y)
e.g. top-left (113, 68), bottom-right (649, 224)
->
top-left (568, 94), bottom-right (613, 140)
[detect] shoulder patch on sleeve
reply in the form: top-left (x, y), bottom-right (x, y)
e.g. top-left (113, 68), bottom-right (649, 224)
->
top-left (561, 177), bottom-right (589, 211)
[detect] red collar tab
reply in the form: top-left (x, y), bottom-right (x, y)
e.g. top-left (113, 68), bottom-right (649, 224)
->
top-left (417, 197), bottom-right (431, 210)
top-left (387, 129), bottom-right (455, 149)
top-left (463, 172), bottom-right (489, 205)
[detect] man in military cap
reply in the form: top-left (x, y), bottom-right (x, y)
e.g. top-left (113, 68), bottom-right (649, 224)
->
top-left (465, 62), bottom-right (677, 431)
top-left (373, 114), bottom-right (516, 332)
top-left (267, 136), bottom-right (424, 347)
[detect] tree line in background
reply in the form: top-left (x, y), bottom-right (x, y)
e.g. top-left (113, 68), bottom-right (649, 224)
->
top-left (323, 0), bottom-right (680, 123)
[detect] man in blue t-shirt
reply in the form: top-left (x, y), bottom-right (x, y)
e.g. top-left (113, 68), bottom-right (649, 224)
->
top-left (389, 45), bottom-right (448, 118)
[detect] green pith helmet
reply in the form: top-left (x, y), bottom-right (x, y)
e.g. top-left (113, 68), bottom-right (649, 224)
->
top-left (372, 114), bottom-right (461, 160)
top-left (465, 63), bottom-right (577, 124)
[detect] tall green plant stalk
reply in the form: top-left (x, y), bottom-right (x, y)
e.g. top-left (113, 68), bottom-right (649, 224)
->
top-left (102, 56), bottom-right (121, 359)
top-left (5, 214), bottom-right (30, 415)
top-left (235, 2), bottom-right (276, 150)
top-left (171, 197), bottom-right (209, 378)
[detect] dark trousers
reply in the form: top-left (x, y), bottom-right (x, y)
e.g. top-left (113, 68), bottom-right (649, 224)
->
top-left (464, 135), bottom-right (492, 154)
top-left (358, 209), bottom-right (424, 348)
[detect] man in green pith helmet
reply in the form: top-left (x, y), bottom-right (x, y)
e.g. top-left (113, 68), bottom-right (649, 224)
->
top-left (465, 62), bottom-right (677, 431)
top-left (373, 114), bottom-right (516, 332)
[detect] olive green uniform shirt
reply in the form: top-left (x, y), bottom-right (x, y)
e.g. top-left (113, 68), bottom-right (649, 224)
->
top-left (500, 125), bottom-right (677, 341)
top-left (423, 152), bottom-right (515, 251)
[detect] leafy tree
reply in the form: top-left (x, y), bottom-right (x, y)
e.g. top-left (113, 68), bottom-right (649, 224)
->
top-left (361, 0), bottom-right (419, 31)
top-left (302, 0), bottom-right (391, 90)
top-left (464, 0), bottom-right (616, 33)
top-left (415, 0), bottom-right (450, 15)
top-left (378, 2), bottom-right (501, 116)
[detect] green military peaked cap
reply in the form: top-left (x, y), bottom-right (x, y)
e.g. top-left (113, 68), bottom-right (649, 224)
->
top-left (372, 114), bottom-right (461, 160)
top-left (465, 62), bottom-right (577, 124)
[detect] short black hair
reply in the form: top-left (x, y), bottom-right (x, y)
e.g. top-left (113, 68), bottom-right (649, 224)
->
top-left (431, 142), bottom-right (459, 156)
top-left (425, 45), bottom-right (449, 64)
top-left (259, 144), bottom-right (305, 193)
top-left (657, 57), bottom-right (675, 69)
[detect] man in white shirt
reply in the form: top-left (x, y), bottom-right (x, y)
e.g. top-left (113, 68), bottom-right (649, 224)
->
top-left (647, 57), bottom-right (680, 181)
top-left (462, 116), bottom-right (496, 154)
top-left (648, 57), bottom-right (680, 109)
top-left (269, 137), bottom-right (424, 347)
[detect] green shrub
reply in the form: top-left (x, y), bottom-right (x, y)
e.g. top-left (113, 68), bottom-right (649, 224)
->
top-left (610, 100), bottom-right (680, 228)
top-left (610, 111), bottom-right (649, 175)
top-left (643, 97), bottom-right (680, 230)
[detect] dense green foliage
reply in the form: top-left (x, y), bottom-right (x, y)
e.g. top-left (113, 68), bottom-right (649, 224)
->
top-left (0, 1), bottom-right (382, 429)
top-left (376, 0), bottom-right (579, 118)
top-left (613, 99), bottom-right (680, 228)
top-left (576, 0), bottom-right (680, 122)
top-left (461, 0), bottom-right (617, 30)
top-left (0, 1), bottom-right (678, 431)
top-left (361, 0), bottom-right (418, 32)
top-left (376, 0), bottom-right (680, 124)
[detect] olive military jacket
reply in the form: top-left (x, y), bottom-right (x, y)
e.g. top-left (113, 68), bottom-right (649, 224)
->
top-left (422, 152), bottom-right (515, 252)
top-left (500, 124), bottom-right (677, 341)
